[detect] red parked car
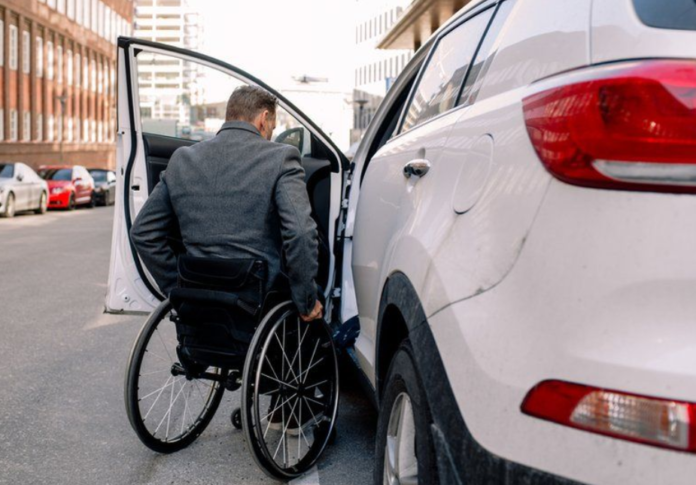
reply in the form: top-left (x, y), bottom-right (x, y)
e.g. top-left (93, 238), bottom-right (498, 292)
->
top-left (38, 165), bottom-right (95, 210)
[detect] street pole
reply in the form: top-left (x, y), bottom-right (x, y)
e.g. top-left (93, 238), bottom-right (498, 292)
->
top-left (55, 90), bottom-right (68, 165)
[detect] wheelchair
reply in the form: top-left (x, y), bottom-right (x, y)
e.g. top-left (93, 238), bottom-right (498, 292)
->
top-left (124, 255), bottom-right (339, 480)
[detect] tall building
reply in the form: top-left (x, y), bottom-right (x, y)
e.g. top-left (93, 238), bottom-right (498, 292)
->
top-left (351, 0), bottom-right (412, 145)
top-left (378, 0), bottom-right (470, 51)
top-left (0, 0), bottom-right (133, 170)
top-left (133, 0), bottom-right (202, 133)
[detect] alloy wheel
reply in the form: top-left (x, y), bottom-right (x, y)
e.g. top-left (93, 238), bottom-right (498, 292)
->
top-left (383, 392), bottom-right (419, 485)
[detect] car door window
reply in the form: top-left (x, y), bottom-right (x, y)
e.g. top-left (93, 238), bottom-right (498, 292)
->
top-left (399, 7), bottom-right (494, 133)
top-left (458, 0), bottom-right (514, 107)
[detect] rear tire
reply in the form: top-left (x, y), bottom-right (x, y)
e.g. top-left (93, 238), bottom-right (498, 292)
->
top-left (88, 192), bottom-right (96, 209)
top-left (35, 192), bottom-right (47, 215)
top-left (67, 194), bottom-right (76, 211)
top-left (125, 300), bottom-right (225, 453)
top-left (374, 340), bottom-right (438, 485)
top-left (2, 193), bottom-right (15, 218)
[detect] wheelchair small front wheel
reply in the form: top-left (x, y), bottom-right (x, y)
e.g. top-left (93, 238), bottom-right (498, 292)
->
top-left (124, 300), bottom-right (225, 453)
top-left (241, 301), bottom-right (340, 480)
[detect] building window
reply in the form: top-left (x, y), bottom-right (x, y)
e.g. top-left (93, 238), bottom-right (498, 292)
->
top-left (105, 6), bottom-right (111, 40)
top-left (36, 113), bottom-right (43, 141)
top-left (76, 0), bottom-right (83, 26)
top-left (10, 110), bottom-right (17, 141)
top-left (66, 50), bottom-right (73, 85)
top-left (58, 0), bottom-right (66, 14)
top-left (82, 116), bottom-right (88, 140)
top-left (98, 1), bottom-right (104, 37)
top-left (92, 0), bottom-right (98, 33)
top-left (83, 57), bottom-right (89, 88)
top-left (22, 31), bottom-right (30, 74)
top-left (47, 42), bottom-right (54, 80)
top-left (48, 0), bottom-right (56, 8)
top-left (75, 53), bottom-right (81, 87)
top-left (74, 117), bottom-right (80, 142)
top-left (83, 0), bottom-right (90, 30)
top-left (0, 21), bottom-right (4, 68)
top-left (22, 111), bottom-right (30, 141)
top-left (67, 117), bottom-right (73, 142)
top-left (91, 59), bottom-right (96, 92)
top-left (36, 37), bottom-right (43, 77)
top-left (57, 115), bottom-right (63, 141)
top-left (9, 25), bottom-right (18, 71)
top-left (68, 0), bottom-right (76, 20)
top-left (47, 115), bottom-right (54, 141)
top-left (57, 45), bottom-right (63, 83)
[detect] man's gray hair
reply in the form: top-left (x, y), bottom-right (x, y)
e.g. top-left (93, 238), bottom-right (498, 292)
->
top-left (225, 86), bottom-right (278, 122)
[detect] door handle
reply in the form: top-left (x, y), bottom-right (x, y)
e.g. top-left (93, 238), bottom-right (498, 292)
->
top-left (403, 159), bottom-right (431, 179)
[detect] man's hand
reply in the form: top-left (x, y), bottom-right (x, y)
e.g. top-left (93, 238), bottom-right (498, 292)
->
top-left (300, 300), bottom-right (323, 322)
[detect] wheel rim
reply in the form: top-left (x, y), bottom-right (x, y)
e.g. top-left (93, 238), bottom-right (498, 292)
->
top-left (133, 309), bottom-right (222, 444)
top-left (6, 194), bottom-right (14, 216)
top-left (246, 307), bottom-right (339, 477)
top-left (40, 193), bottom-right (47, 212)
top-left (383, 392), bottom-right (419, 485)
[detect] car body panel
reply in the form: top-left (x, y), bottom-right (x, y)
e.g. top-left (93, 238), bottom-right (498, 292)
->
top-left (591, 0), bottom-right (696, 65)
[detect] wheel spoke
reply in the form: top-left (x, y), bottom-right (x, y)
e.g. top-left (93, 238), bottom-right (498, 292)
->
top-left (274, 332), bottom-right (299, 383)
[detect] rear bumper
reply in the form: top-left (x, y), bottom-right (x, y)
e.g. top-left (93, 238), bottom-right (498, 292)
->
top-left (410, 322), bottom-right (581, 485)
top-left (426, 180), bottom-right (696, 485)
top-left (48, 191), bottom-right (71, 208)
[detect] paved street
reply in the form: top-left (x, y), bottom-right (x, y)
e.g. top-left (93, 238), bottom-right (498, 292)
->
top-left (0, 206), bottom-right (376, 485)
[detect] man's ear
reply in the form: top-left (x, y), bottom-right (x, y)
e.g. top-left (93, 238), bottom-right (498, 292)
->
top-left (258, 110), bottom-right (270, 130)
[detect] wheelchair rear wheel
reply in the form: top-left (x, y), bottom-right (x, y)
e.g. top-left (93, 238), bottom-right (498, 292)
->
top-left (241, 301), bottom-right (339, 480)
top-left (125, 300), bottom-right (225, 453)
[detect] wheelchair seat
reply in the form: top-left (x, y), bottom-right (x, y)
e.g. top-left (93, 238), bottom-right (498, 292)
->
top-left (169, 255), bottom-right (282, 369)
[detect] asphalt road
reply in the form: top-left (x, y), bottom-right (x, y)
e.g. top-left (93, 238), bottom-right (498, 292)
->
top-left (0, 206), bottom-right (377, 485)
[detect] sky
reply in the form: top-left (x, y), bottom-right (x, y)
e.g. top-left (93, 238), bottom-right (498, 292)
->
top-left (195, 0), bottom-right (357, 95)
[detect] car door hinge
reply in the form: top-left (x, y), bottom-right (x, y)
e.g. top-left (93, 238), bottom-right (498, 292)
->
top-left (341, 199), bottom-right (349, 209)
top-left (331, 288), bottom-right (341, 299)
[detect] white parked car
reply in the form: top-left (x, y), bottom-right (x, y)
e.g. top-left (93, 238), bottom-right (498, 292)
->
top-left (107, 0), bottom-right (696, 483)
top-left (0, 162), bottom-right (49, 218)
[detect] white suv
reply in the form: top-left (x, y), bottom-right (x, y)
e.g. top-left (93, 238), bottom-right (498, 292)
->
top-left (108, 0), bottom-right (696, 483)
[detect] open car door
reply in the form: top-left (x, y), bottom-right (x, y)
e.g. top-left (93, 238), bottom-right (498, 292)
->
top-left (106, 38), bottom-right (350, 319)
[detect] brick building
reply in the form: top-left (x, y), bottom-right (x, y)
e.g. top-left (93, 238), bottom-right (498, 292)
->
top-left (0, 0), bottom-right (133, 171)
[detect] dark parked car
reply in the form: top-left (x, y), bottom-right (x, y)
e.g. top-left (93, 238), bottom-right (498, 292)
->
top-left (88, 169), bottom-right (116, 206)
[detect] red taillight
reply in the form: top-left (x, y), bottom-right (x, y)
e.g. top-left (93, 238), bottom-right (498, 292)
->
top-left (521, 380), bottom-right (696, 453)
top-left (523, 60), bottom-right (696, 193)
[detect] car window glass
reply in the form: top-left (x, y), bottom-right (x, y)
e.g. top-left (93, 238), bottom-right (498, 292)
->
top-left (400, 7), bottom-right (494, 133)
top-left (39, 168), bottom-right (72, 181)
top-left (458, 1), bottom-right (513, 106)
top-left (135, 51), bottom-right (310, 156)
top-left (91, 170), bottom-right (108, 182)
top-left (0, 164), bottom-right (14, 178)
top-left (107, 171), bottom-right (116, 182)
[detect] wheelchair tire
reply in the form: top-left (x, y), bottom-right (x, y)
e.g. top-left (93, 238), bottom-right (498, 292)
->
top-left (241, 301), bottom-right (340, 480)
top-left (125, 300), bottom-right (225, 453)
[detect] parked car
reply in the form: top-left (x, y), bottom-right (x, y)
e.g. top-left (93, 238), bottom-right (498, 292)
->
top-left (88, 169), bottom-right (116, 206)
top-left (0, 162), bottom-right (48, 218)
top-left (107, 0), bottom-right (696, 483)
top-left (38, 165), bottom-right (95, 210)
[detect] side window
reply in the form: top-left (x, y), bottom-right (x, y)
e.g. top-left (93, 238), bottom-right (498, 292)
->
top-left (458, 1), bottom-right (514, 106)
top-left (135, 51), bottom-right (312, 154)
top-left (107, 171), bottom-right (116, 183)
top-left (400, 8), bottom-right (494, 133)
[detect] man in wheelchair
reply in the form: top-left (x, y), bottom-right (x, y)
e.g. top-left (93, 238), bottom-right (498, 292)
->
top-left (124, 86), bottom-right (338, 480)
top-left (130, 85), bottom-right (323, 324)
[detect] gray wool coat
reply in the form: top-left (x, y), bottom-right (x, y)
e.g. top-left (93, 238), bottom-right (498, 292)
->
top-left (130, 120), bottom-right (319, 315)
